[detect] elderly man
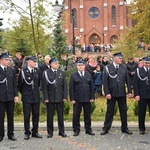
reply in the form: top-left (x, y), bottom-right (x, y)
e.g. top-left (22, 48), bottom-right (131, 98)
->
top-left (0, 53), bottom-right (19, 142)
top-left (69, 59), bottom-right (95, 136)
top-left (18, 56), bottom-right (42, 140)
top-left (101, 52), bottom-right (132, 135)
top-left (134, 56), bottom-right (150, 135)
top-left (39, 55), bottom-right (51, 72)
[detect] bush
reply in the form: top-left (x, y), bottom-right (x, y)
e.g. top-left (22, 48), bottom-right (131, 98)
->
top-left (133, 101), bottom-right (138, 116)
top-left (64, 100), bottom-right (70, 115)
top-left (40, 102), bottom-right (47, 115)
top-left (91, 102), bottom-right (96, 114)
top-left (15, 102), bottom-right (23, 115)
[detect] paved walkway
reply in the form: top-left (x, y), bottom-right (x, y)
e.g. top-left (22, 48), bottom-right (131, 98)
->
top-left (1, 121), bottom-right (150, 150)
top-left (1, 130), bottom-right (150, 150)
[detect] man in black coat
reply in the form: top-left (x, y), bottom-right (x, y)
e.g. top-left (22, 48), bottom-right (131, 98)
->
top-left (39, 55), bottom-right (51, 72)
top-left (42, 57), bottom-right (67, 138)
top-left (0, 53), bottom-right (19, 142)
top-left (134, 56), bottom-right (150, 135)
top-left (101, 52), bottom-right (133, 135)
top-left (69, 59), bottom-right (95, 136)
top-left (18, 56), bottom-right (42, 140)
top-left (126, 57), bottom-right (138, 89)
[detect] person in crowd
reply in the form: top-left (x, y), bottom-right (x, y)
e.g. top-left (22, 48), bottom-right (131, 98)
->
top-left (42, 57), bottom-right (67, 138)
top-left (18, 56), bottom-right (42, 140)
top-left (0, 53), bottom-right (19, 142)
top-left (100, 52), bottom-right (133, 135)
top-left (67, 55), bottom-right (77, 71)
top-left (13, 52), bottom-right (23, 74)
top-left (69, 59), bottom-right (95, 136)
top-left (93, 64), bottom-right (103, 98)
top-left (39, 55), bottom-right (51, 72)
top-left (133, 56), bottom-right (150, 135)
top-left (100, 56), bottom-right (109, 71)
top-left (85, 55), bottom-right (97, 79)
top-left (126, 57), bottom-right (138, 89)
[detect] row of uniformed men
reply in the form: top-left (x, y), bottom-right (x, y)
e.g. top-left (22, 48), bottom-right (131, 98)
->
top-left (0, 52), bottom-right (150, 142)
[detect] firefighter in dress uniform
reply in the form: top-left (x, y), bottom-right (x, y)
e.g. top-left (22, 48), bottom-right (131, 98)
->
top-left (42, 57), bottom-right (67, 138)
top-left (18, 56), bottom-right (42, 140)
top-left (100, 52), bottom-right (133, 135)
top-left (0, 53), bottom-right (19, 142)
top-left (134, 56), bottom-right (150, 135)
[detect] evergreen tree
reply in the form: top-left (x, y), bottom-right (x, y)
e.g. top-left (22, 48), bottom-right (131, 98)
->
top-left (51, 20), bottom-right (67, 63)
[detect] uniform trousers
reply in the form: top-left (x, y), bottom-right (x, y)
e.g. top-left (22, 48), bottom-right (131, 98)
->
top-left (138, 99), bottom-right (150, 131)
top-left (0, 101), bottom-right (14, 138)
top-left (103, 96), bottom-right (127, 131)
top-left (46, 102), bottom-right (64, 134)
top-left (23, 102), bottom-right (40, 135)
top-left (73, 102), bottom-right (91, 133)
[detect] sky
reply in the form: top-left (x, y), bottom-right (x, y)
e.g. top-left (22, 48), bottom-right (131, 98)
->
top-left (0, 0), bottom-right (131, 29)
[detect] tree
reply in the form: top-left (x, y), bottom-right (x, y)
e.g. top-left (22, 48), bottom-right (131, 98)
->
top-left (0, 0), bottom-right (54, 54)
top-left (51, 20), bottom-right (67, 63)
top-left (127, 0), bottom-right (150, 44)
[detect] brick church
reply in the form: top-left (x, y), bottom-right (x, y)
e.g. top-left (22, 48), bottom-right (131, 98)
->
top-left (62, 0), bottom-right (132, 48)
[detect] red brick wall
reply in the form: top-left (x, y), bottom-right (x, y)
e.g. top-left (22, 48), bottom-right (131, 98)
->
top-left (63, 0), bottom-right (130, 46)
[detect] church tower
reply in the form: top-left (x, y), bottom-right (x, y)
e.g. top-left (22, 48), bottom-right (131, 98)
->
top-left (63, 0), bottom-right (131, 47)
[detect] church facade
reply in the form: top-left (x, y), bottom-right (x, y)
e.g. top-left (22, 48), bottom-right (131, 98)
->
top-left (62, 0), bottom-right (132, 47)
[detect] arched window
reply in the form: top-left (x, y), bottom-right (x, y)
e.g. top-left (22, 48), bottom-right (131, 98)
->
top-left (112, 5), bottom-right (116, 26)
top-left (74, 9), bottom-right (77, 28)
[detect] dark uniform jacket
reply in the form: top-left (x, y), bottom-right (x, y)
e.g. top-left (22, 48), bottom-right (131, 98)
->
top-left (103, 63), bottom-right (131, 97)
top-left (69, 71), bottom-right (94, 102)
top-left (39, 63), bottom-right (50, 72)
top-left (134, 67), bottom-right (150, 99)
top-left (42, 69), bottom-right (67, 103)
top-left (18, 68), bottom-right (41, 103)
top-left (0, 66), bottom-right (18, 102)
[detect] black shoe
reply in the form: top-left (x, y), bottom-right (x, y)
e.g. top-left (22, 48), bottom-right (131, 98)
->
top-left (122, 129), bottom-right (133, 135)
top-left (59, 133), bottom-right (67, 137)
top-left (47, 133), bottom-right (53, 138)
top-left (85, 131), bottom-right (95, 136)
top-left (24, 134), bottom-right (30, 140)
top-left (73, 132), bottom-right (79, 136)
top-left (140, 131), bottom-right (145, 135)
top-left (32, 133), bottom-right (43, 138)
top-left (100, 130), bottom-right (108, 135)
top-left (0, 136), bottom-right (3, 142)
top-left (8, 136), bottom-right (17, 141)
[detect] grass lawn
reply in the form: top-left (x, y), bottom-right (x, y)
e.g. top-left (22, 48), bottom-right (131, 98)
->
top-left (14, 96), bottom-right (150, 122)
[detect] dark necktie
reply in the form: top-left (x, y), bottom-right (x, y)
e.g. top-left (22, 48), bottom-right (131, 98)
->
top-left (80, 71), bottom-right (84, 77)
top-left (4, 67), bottom-right (7, 74)
top-left (116, 66), bottom-right (119, 72)
top-left (54, 71), bottom-right (57, 77)
top-left (31, 69), bottom-right (34, 78)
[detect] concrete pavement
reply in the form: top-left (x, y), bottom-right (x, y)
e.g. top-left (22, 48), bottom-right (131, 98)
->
top-left (1, 121), bottom-right (150, 150)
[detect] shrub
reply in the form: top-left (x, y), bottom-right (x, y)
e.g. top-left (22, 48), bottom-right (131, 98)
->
top-left (91, 102), bottom-right (96, 114)
top-left (133, 101), bottom-right (138, 116)
top-left (15, 102), bottom-right (23, 115)
top-left (64, 100), bottom-right (70, 115)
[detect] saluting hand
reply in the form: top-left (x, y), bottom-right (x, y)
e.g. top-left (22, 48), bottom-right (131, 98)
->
top-left (14, 96), bottom-right (19, 103)
top-left (135, 96), bottom-right (140, 101)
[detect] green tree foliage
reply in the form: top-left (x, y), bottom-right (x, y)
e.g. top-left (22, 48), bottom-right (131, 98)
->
top-left (0, 0), bottom-right (54, 55)
top-left (51, 20), bottom-right (67, 63)
top-left (127, 0), bottom-right (150, 44)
